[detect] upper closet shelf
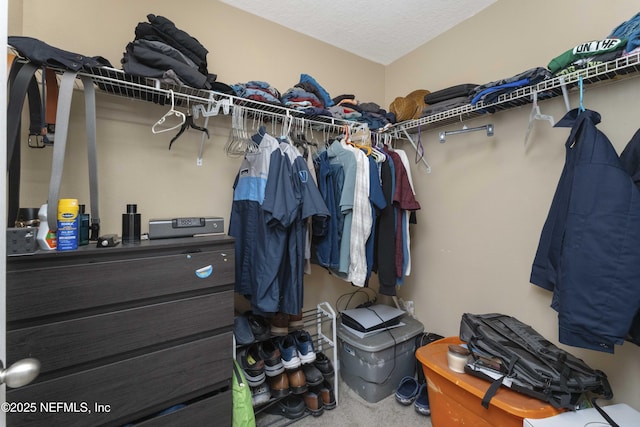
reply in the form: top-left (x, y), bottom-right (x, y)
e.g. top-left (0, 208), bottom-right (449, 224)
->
top-left (391, 50), bottom-right (640, 135)
top-left (76, 66), bottom-right (360, 135)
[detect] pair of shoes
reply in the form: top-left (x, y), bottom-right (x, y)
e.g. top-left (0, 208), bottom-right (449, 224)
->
top-left (292, 330), bottom-right (316, 364)
top-left (303, 390), bottom-right (324, 417)
top-left (267, 371), bottom-right (290, 399)
top-left (287, 367), bottom-right (308, 394)
top-left (251, 382), bottom-right (271, 407)
top-left (313, 351), bottom-right (335, 383)
top-left (271, 312), bottom-right (290, 336)
top-left (277, 330), bottom-right (317, 368)
top-left (234, 315), bottom-right (255, 346)
top-left (277, 334), bottom-right (301, 369)
top-left (265, 395), bottom-right (306, 420)
top-left (301, 363), bottom-right (323, 388)
top-left (258, 339), bottom-right (284, 377)
top-left (311, 380), bottom-right (336, 410)
top-left (245, 311), bottom-right (271, 342)
top-left (237, 344), bottom-right (265, 387)
top-left (288, 311), bottom-right (304, 332)
top-left (414, 383), bottom-right (431, 416)
top-left (395, 376), bottom-right (420, 405)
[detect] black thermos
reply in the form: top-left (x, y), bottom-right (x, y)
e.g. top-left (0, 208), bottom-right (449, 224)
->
top-left (122, 204), bottom-right (141, 244)
top-left (78, 204), bottom-right (90, 246)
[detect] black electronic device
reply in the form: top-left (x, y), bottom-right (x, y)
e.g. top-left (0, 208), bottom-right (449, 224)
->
top-left (340, 304), bottom-right (405, 333)
top-left (97, 234), bottom-right (120, 248)
top-left (148, 217), bottom-right (224, 239)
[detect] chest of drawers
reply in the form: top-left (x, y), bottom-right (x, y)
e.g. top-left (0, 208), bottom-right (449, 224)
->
top-left (6, 235), bottom-right (235, 426)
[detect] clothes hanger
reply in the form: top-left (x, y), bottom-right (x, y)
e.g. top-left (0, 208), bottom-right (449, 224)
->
top-left (524, 90), bottom-right (555, 145)
top-left (225, 105), bottom-right (251, 157)
top-left (192, 97), bottom-right (231, 119)
top-left (345, 124), bottom-right (372, 156)
top-left (169, 98), bottom-right (210, 149)
top-left (414, 124), bottom-right (425, 164)
top-left (152, 90), bottom-right (186, 134)
top-left (578, 76), bottom-right (586, 114)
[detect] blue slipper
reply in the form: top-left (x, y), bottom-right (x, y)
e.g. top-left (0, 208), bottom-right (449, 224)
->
top-left (395, 376), bottom-right (420, 405)
top-left (414, 383), bottom-right (431, 415)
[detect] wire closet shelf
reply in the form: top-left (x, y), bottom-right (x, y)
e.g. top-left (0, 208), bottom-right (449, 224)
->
top-left (77, 66), bottom-right (361, 134)
top-left (391, 50), bottom-right (640, 135)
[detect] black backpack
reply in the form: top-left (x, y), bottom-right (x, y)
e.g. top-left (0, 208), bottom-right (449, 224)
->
top-left (459, 313), bottom-right (613, 413)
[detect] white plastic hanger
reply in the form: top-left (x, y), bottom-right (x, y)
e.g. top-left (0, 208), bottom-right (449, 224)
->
top-left (193, 97), bottom-right (231, 119)
top-left (152, 90), bottom-right (186, 134)
top-left (524, 91), bottom-right (554, 145)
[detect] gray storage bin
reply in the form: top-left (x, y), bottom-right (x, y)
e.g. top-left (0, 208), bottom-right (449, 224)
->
top-left (337, 314), bottom-right (424, 403)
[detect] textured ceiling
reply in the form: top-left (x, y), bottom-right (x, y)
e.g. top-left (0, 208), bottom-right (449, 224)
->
top-left (219, 0), bottom-right (497, 65)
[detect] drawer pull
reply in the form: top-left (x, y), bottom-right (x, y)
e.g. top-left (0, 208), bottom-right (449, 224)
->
top-left (0, 358), bottom-right (40, 388)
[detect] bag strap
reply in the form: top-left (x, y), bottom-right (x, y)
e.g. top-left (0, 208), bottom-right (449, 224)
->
top-left (80, 74), bottom-right (100, 239)
top-left (46, 71), bottom-right (100, 237)
top-left (591, 397), bottom-right (620, 427)
top-left (6, 61), bottom-right (40, 227)
top-left (43, 67), bottom-right (59, 142)
top-left (480, 353), bottom-right (519, 409)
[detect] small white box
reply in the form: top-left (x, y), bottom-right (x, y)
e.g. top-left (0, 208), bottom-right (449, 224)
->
top-left (523, 403), bottom-right (640, 427)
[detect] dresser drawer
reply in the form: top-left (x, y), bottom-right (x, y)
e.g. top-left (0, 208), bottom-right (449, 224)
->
top-left (7, 240), bottom-right (234, 322)
top-left (8, 291), bottom-right (233, 375)
top-left (7, 333), bottom-right (233, 427)
top-left (132, 391), bottom-right (232, 427)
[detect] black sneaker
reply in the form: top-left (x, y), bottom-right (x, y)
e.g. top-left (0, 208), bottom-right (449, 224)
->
top-left (301, 363), bottom-right (324, 388)
top-left (237, 344), bottom-right (265, 387)
top-left (258, 339), bottom-right (285, 377)
top-left (265, 395), bottom-right (306, 420)
top-left (245, 311), bottom-right (271, 341)
top-left (313, 351), bottom-right (335, 383)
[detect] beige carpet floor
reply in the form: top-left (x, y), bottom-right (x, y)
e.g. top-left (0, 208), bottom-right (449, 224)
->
top-left (255, 375), bottom-right (433, 427)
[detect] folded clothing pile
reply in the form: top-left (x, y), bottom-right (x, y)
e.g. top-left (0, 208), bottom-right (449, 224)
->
top-left (419, 84), bottom-right (478, 118)
top-left (548, 37), bottom-right (627, 76)
top-left (469, 67), bottom-right (552, 110)
top-left (122, 14), bottom-right (219, 90)
top-left (231, 81), bottom-right (283, 105)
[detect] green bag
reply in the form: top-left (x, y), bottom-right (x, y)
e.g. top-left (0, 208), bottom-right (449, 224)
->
top-left (232, 360), bottom-right (256, 427)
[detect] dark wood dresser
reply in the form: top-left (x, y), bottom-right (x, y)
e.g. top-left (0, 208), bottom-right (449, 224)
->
top-left (5, 235), bottom-right (235, 427)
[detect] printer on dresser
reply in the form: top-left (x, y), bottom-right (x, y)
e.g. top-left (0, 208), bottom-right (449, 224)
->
top-left (5, 235), bottom-right (235, 427)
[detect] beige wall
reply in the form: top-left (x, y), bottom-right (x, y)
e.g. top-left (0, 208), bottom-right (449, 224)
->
top-left (386, 0), bottom-right (640, 411)
top-left (9, 0), bottom-right (640, 411)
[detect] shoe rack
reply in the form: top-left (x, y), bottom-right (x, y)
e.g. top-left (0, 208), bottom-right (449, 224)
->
top-left (251, 302), bottom-right (339, 426)
top-left (307, 301), bottom-right (339, 405)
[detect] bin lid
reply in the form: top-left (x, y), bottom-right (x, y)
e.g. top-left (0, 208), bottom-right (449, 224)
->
top-left (337, 314), bottom-right (424, 352)
top-left (416, 337), bottom-right (564, 418)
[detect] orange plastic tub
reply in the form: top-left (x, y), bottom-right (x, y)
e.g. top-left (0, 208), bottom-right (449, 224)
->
top-left (416, 336), bottom-right (563, 427)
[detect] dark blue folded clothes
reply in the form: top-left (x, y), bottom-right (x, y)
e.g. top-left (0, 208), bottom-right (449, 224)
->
top-left (470, 78), bottom-right (530, 105)
top-left (357, 111), bottom-right (393, 130)
top-left (424, 84), bottom-right (478, 104)
top-left (123, 39), bottom-right (212, 89)
top-left (9, 36), bottom-right (112, 71)
top-left (301, 106), bottom-right (332, 117)
top-left (469, 67), bottom-right (552, 106)
top-left (135, 14), bottom-right (209, 75)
